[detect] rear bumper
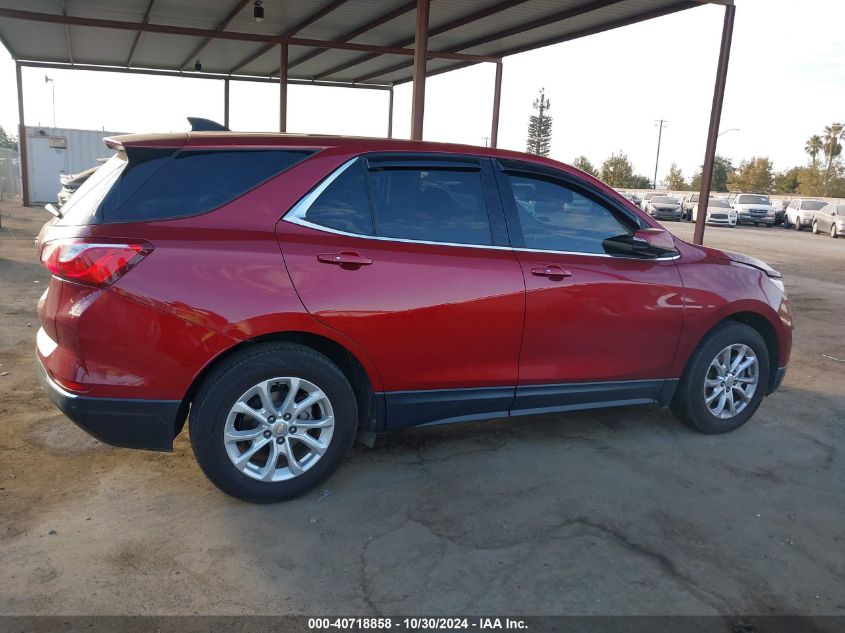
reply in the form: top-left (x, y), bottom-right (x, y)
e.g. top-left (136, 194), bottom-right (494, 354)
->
top-left (37, 359), bottom-right (180, 452)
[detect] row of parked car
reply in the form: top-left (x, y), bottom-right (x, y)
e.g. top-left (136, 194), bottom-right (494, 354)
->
top-left (613, 189), bottom-right (844, 238)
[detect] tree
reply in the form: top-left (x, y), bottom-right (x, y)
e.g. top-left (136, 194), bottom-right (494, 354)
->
top-left (690, 155), bottom-right (733, 192)
top-left (822, 122), bottom-right (844, 175)
top-left (773, 167), bottom-right (800, 194)
top-left (525, 88), bottom-right (552, 157)
top-left (0, 125), bottom-right (17, 151)
top-left (628, 174), bottom-right (653, 189)
top-left (797, 166), bottom-right (824, 196)
top-left (665, 163), bottom-right (686, 190)
top-left (600, 152), bottom-right (635, 187)
top-left (805, 135), bottom-right (823, 166)
top-left (572, 155), bottom-right (598, 177)
top-left (728, 157), bottom-right (774, 192)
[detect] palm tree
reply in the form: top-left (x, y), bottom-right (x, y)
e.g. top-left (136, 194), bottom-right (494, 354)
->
top-left (805, 135), bottom-right (823, 166)
top-left (822, 123), bottom-right (844, 174)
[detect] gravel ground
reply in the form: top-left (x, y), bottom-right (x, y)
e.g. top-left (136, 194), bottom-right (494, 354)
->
top-left (0, 202), bottom-right (843, 617)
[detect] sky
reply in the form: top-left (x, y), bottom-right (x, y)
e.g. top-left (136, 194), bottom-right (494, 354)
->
top-left (1, 0), bottom-right (843, 182)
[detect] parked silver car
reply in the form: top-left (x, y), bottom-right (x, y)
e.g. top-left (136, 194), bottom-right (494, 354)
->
top-left (646, 195), bottom-right (682, 221)
top-left (811, 203), bottom-right (845, 238)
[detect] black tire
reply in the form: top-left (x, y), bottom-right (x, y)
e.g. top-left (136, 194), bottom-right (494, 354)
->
top-left (794, 218), bottom-right (803, 231)
top-left (671, 321), bottom-right (770, 434)
top-left (812, 221), bottom-right (819, 235)
top-left (189, 343), bottom-right (357, 503)
top-left (832, 224), bottom-right (839, 239)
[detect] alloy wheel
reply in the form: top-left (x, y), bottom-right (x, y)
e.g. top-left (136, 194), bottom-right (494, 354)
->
top-left (223, 377), bottom-right (335, 482)
top-left (703, 344), bottom-right (759, 419)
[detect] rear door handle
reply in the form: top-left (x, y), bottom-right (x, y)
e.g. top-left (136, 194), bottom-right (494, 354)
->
top-left (530, 265), bottom-right (572, 279)
top-left (317, 252), bottom-right (373, 267)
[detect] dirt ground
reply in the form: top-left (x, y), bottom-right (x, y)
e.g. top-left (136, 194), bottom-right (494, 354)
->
top-left (0, 200), bottom-right (843, 616)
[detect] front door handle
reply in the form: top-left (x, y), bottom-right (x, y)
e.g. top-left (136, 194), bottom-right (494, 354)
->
top-left (317, 252), bottom-right (373, 268)
top-left (530, 265), bottom-right (572, 280)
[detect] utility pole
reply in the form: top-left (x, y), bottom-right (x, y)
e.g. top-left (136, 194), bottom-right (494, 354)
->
top-left (653, 119), bottom-right (668, 189)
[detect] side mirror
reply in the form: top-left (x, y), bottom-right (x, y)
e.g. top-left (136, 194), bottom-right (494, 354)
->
top-left (603, 228), bottom-right (678, 259)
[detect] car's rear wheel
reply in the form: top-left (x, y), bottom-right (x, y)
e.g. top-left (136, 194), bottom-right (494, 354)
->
top-left (794, 218), bottom-right (803, 231)
top-left (671, 322), bottom-right (769, 434)
top-left (189, 343), bottom-right (357, 503)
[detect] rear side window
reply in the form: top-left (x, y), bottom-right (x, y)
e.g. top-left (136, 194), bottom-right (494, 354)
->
top-left (302, 159), bottom-right (374, 235)
top-left (367, 168), bottom-right (492, 245)
top-left (100, 149), bottom-right (312, 223)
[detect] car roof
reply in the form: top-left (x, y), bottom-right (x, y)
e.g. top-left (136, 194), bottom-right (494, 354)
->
top-left (104, 131), bottom-right (608, 189)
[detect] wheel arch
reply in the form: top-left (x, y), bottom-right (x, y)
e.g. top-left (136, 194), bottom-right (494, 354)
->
top-left (679, 310), bottom-right (782, 396)
top-left (175, 330), bottom-right (384, 438)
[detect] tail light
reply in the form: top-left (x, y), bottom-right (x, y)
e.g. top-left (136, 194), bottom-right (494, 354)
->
top-left (40, 239), bottom-right (152, 287)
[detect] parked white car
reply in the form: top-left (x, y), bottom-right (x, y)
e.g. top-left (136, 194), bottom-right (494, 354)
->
top-left (784, 198), bottom-right (827, 230)
top-left (692, 198), bottom-right (737, 227)
top-left (728, 193), bottom-right (775, 226)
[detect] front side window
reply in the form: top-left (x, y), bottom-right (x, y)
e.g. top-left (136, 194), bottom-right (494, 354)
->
top-left (506, 174), bottom-right (635, 254)
top-left (367, 168), bottom-right (492, 245)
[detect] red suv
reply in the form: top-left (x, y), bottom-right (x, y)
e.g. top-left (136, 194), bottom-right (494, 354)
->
top-left (36, 132), bottom-right (792, 502)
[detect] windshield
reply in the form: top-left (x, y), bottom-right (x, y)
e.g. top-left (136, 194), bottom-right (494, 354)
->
top-left (57, 153), bottom-right (126, 225)
top-left (652, 196), bottom-right (676, 204)
top-left (709, 199), bottom-right (730, 208)
top-left (737, 194), bottom-right (770, 205)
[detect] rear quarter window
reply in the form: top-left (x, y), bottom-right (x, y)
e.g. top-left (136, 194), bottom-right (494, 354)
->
top-left (63, 148), bottom-right (313, 224)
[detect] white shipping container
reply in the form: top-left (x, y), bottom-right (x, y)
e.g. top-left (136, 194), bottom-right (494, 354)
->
top-left (25, 126), bottom-right (126, 205)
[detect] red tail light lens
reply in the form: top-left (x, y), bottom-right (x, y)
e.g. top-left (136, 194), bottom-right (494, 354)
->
top-left (41, 239), bottom-right (152, 287)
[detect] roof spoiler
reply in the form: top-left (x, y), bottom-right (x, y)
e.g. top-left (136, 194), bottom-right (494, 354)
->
top-left (188, 117), bottom-right (230, 132)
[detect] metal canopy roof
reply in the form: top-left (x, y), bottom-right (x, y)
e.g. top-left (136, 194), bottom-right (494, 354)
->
top-left (0, 0), bottom-right (721, 86)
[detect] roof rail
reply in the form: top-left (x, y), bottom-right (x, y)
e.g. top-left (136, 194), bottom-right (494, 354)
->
top-left (188, 117), bottom-right (229, 132)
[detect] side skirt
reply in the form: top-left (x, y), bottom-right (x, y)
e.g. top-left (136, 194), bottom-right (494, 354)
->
top-left (377, 379), bottom-right (678, 431)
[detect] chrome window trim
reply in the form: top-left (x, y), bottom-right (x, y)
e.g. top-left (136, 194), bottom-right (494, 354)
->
top-left (282, 158), bottom-right (681, 262)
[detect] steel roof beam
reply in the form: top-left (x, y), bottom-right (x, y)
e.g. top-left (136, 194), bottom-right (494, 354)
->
top-left (127, 0), bottom-right (156, 67)
top-left (314, 0), bottom-right (527, 81)
top-left (0, 8), bottom-right (499, 66)
top-left (178, 0), bottom-right (251, 70)
top-left (282, 0), bottom-right (417, 74)
top-left (229, 0), bottom-right (350, 75)
top-left (355, 0), bottom-right (626, 82)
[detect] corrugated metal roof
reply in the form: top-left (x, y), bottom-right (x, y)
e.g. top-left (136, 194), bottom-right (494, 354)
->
top-left (0, 0), bottom-right (718, 85)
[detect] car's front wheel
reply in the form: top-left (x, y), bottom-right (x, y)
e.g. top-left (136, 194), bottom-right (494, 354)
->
top-left (671, 322), bottom-right (770, 434)
top-left (812, 220), bottom-right (820, 234)
top-left (832, 224), bottom-right (839, 239)
top-left (189, 343), bottom-right (357, 503)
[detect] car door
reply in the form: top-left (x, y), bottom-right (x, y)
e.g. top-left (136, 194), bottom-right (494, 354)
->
top-left (278, 154), bottom-right (525, 430)
top-left (494, 159), bottom-right (685, 414)
top-left (816, 204), bottom-right (833, 231)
